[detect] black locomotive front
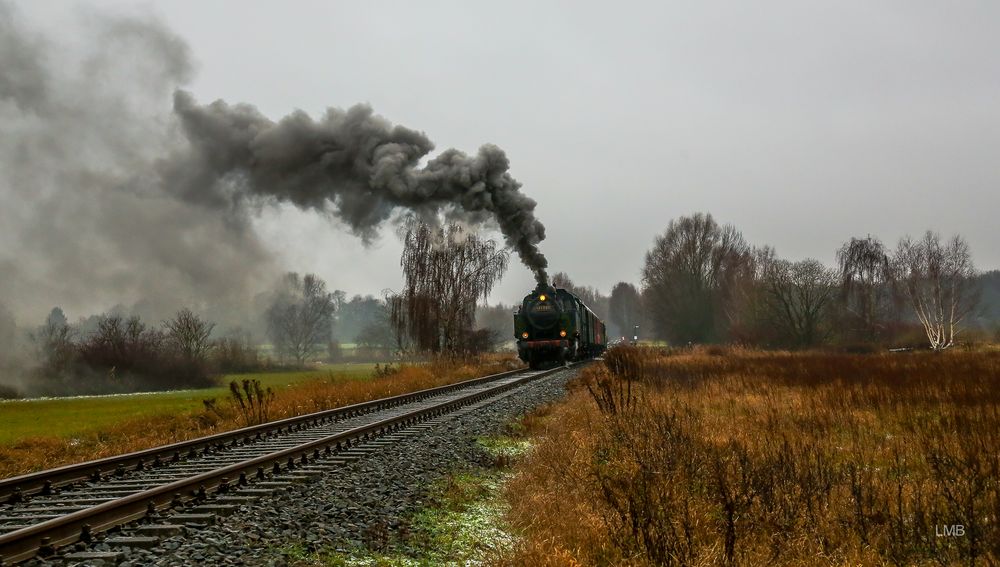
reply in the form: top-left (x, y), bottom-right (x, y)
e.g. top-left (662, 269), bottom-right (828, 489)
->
top-left (513, 284), bottom-right (606, 368)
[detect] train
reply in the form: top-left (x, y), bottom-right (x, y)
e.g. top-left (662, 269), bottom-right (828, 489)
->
top-left (513, 283), bottom-right (607, 368)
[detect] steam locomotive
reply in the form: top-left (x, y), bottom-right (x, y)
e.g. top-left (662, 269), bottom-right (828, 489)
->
top-left (513, 283), bottom-right (607, 368)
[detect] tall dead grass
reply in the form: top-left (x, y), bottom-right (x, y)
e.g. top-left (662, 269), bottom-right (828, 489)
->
top-left (500, 346), bottom-right (1000, 566)
top-left (0, 355), bottom-right (519, 479)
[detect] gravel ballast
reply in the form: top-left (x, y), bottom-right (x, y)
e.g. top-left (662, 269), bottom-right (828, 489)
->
top-left (35, 366), bottom-right (580, 567)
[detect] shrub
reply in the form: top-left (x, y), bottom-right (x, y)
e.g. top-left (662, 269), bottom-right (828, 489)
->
top-left (228, 379), bottom-right (275, 426)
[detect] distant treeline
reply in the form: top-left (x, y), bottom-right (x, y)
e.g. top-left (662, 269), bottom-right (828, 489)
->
top-left (0, 274), bottom-right (338, 397)
top-left (599, 213), bottom-right (998, 350)
top-left (25, 308), bottom-right (259, 396)
top-left (0, 265), bottom-right (508, 398)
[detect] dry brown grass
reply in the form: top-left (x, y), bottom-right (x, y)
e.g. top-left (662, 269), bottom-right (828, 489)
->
top-left (500, 346), bottom-right (1000, 566)
top-left (0, 355), bottom-right (519, 479)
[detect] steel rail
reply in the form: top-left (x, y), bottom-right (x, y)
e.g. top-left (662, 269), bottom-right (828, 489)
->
top-left (0, 363), bottom-right (578, 564)
top-left (0, 366), bottom-right (526, 503)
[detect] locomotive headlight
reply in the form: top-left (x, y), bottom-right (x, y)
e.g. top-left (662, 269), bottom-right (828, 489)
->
top-left (521, 332), bottom-right (529, 339)
top-left (559, 330), bottom-right (567, 337)
top-left (539, 294), bottom-right (547, 301)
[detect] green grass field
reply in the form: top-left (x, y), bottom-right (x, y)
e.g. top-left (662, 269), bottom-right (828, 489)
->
top-left (0, 363), bottom-right (377, 446)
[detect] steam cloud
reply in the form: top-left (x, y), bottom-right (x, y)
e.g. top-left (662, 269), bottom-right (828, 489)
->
top-left (162, 92), bottom-right (549, 284)
top-left (0, 1), bottom-right (548, 334)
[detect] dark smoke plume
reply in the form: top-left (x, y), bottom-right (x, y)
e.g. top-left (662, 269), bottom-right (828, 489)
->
top-left (0, 2), bottom-right (274, 329)
top-left (0, 0), bottom-right (548, 342)
top-left (161, 93), bottom-right (549, 284)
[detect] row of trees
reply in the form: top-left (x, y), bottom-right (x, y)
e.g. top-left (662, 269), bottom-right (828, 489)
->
top-left (30, 308), bottom-right (226, 394)
top-left (264, 273), bottom-right (340, 366)
top-left (837, 233), bottom-right (980, 349)
top-left (632, 213), bottom-right (986, 350)
top-left (2, 272), bottom-right (396, 396)
top-left (6, 245), bottom-right (516, 397)
top-left (2, 221), bottom-right (519, 396)
top-left (263, 272), bottom-right (400, 364)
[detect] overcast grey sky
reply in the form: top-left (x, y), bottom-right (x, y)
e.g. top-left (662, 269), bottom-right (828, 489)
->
top-left (6, 0), bottom-right (999, 320)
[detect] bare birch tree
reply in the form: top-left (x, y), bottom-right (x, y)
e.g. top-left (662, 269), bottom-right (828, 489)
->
top-left (389, 223), bottom-right (508, 355)
top-left (892, 231), bottom-right (979, 350)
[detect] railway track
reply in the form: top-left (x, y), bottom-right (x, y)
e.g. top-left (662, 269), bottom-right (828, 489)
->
top-left (0, 363), bottom-right (579, 565)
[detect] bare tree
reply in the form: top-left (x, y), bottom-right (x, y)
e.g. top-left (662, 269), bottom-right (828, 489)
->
top-left (32, 308), bottom-right (76, 375)
top-left (836, 236), bottom-right (896, 343)
top-left (551, 272), bottom-right (574, 291)
top-left (212, 328), bottom-right (261, 373)
top-left (609, 282), bottom-right (642, 340)
top-left (163, 309), bottom-right (215, 362)
top-left (1, 303), bottom-right (19, 364)
top-left (28, 311), bottom-right (218, 392)
top-left (389, 222), bottom-right (508, 354)
top-left (892, 231), bottom-right (979, 350)
top-left (641, 213), bottom-right (752, 343)
top-left (75, 314), bottom-right (193, 389)
top-left (759, 259), bottom-right (838, 347)
top-left (81, 315), bottom-right (163, 371)
top-left (266, 273), bottom-right (338, 365)
top-left (723, 246), bottom-right (781, 345)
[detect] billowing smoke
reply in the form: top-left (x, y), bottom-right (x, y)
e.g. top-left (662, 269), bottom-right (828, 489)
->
top-left (0, 1), bottom-right (548, 340)
top-left (0, 2), bottom-right (275, 329)
top-left (161, 92), bottom-right (549, 284)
